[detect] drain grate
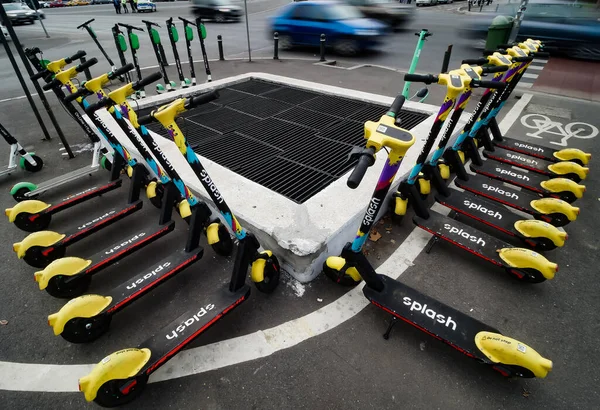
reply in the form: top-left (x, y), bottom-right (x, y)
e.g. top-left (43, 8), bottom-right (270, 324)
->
top-left (228, 95), bottom-right (293, 119)
top-left (134, 79), bottom-right (429, 203)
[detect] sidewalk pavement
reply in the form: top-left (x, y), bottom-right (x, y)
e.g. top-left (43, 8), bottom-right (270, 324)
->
top-left (532, 57), bottom-right (600, 103)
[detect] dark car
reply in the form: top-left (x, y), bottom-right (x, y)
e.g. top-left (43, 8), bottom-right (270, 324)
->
top-left (191, 0), bottom-right (243, 23)
top-left (459, 1), bottom-right (600, 60)
top-left (2, 3), bottom-right (35, 25)
top-left (345, 0), bottom-right (414, 30)
top-left (271, 1), bottom-right (387, 56)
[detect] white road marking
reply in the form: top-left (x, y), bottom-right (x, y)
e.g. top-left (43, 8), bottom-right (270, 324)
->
top-left (527, 65), bottom-right (544, 71)
top-left (522, 73), bottom-right (538, 79)
top-left (499, 93), bottom-right (532, 135)
top-left (517, 82), bottom-right (533, 89)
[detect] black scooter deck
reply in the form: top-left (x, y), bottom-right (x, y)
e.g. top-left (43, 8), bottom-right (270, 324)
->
top-left (105, 247), bottom-right (203, 315)
top-left (413, 211), bottom-right (513, 267)
top-left (470, 162), bottom-right (550, 197)
top-left (45, 179), bottom-right (124, 215)
top-left (139, 284), bottom-right (251, 375)
top-left (81, 221), bottom-right (176, 277)
top-left (493, 136), bottom-right (564, 163)
top-left (363, 275), bottom-right (498, 360)
top-left (62, 200), bottom-right (144, 247)
top-left (483, 147), bottom-right (554, 176)
top-left (435, 190), bottom-right (524, 240)
top-left (455, 174), bottom-right (541, 218)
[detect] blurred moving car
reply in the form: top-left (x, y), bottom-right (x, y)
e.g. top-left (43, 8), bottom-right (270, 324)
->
top-left (191, 0), bottom-right (243, 22)
top-left (416, 0), bottom-right (438, 6)
top-left (49, 1), bottom-right (66, 7)
top-left (137, 0), bottom-right (157, 12)
top-left (2, 3), bottom-right (35, 24)
top-left (270, 1), bottom-right (387, 56)
top-left (344, 0), bottom-right (414, 30)
top-left (460, 1), bottom-right (600, 60)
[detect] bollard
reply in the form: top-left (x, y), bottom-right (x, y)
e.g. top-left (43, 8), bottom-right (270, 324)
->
top-left (273, 32), bottom-right (279, 60)
top-left (80, 56), bottom-right (93, 81)
top-left (320, 34), bottom-right (326, 62)
top-left (441, 44), bottom-right (453, 73)
top-left (217, 35), bottom-right (225, 61)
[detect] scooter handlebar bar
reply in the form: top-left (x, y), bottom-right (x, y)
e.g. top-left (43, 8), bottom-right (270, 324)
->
top-left (471, 79), bottom-right (506, 89)
top-left (481, 65), bottom-right (508, 74)
top-left (141, 20), bottom-right (160, 27)
top-left (137, 114), bottom-right (154, 126)
top-left (347, 148), bottom-right (376, 189)
top-left (404, 73), bottom-right (437, 84)
top-left (132, 72), bottom-right (163, 91)
top-left (533, 51), bottom-right (550, 58)
top-left (64, 88), bottom-right (89, 103)
top-left (178, 16), bottom-right (196, 25)
top-left (66, 50), bottom-right (87, 64)
top-left (77, 19), bottom-right (95, 29)
top-left (110, 63), bottom-right (134, 79)
top-left (75, 57), bottom-right (98, 73)
top-left (388, 95), bottom-right (405, 118)
top-left (118, 23), bottom-right (144, 31)
top-left (185, 90), bottom-right (220, 110)
top-left (512, 56), bottom-right (534, 63)
top-left (462, 58), bottom-right (488, 65)
top-left (85, 97), bottom-right (113, 114)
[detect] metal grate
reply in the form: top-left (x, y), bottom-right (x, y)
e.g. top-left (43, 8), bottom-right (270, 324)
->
top-left (134, 79), bottom-right (429, 204)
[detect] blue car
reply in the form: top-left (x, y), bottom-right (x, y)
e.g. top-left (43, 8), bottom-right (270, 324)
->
top-left (271, 1), bottom-right (387, 56)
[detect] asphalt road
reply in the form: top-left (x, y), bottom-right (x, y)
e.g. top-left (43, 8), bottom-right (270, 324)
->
top-left (1, 1), bottom-right (477, 99)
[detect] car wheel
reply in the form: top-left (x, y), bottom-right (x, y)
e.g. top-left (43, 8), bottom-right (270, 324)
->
top-left (333, 38), bottom-right (359, 57)
top-left (215, 13), bottom-right (226, 23)
top-left (278, 34), bottom-right (293, 50)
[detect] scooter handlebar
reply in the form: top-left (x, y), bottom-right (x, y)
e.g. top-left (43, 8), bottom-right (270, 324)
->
top-left (178, 16), bottom-right (196, 25)
top-left (118, 23), bottom-right (144, 31)
top-left (64, 88), bottom-right (90, 103)
top-left (471, 79), bottom-right (506, 89)
top-left (132, 72), bottom-right (163, 91)
top-left (388, 95), bottom-right (405, 118)
top-left (65, 50), bottom-right (87, 64)
top-left (85, 97), bottom-right (113, 114)
top-left (404, 73), bottom-right (437, 84)
top-left (481, 65), bottom-right (508, 74)
top-left (137, 113), bottom-right (154, 126)
top-left (141, 20), bottom-right (160, 27)
top-left (347, 148), bottom-right (376, 189)
top-left (512, 56), bottom-right (534, 63)
top-left (185, 90), bottom-right (220, 110)
top-left (76, 19), bottom-right (95, 29)
top-left (533, 51), bottom-right (550, 58)
top-left (75, 57), bottom-right (98, 73)
top-left (462, 58), bottom-right (488, 65)
top-left (109, 63), bottom-right (134, 80)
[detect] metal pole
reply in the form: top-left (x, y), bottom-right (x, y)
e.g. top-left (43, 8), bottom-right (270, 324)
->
top-left (508, 0), bottom-right (528, 43)
top-left (35, 8), bottom-right (50, 38)
top-left (217, 35), bottom-right (225, 61)
top-left (273, 32), bottom-right (279, 60)
top-left (320, 34), bottom-right (326, 62)
top-left (0, 7), bottom-right (56, 143)
top-left (243, 0), bottom-right (251, 62)
top-left (441, 44), bottom-right (453, 73)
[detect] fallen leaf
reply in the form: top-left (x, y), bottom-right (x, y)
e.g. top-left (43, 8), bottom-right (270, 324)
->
top-left (385, 225), bottom-right (393, 231)
top-left (0, 320), bottom-right (8, 326)
top-left (317, 298), bottom-right (323, 303)
top-left (522, 388), bottom-right (530, 398)
top-left (390, 239), bottom-right (396, 244)
top-left (369, 231), bottom-right (382, 242)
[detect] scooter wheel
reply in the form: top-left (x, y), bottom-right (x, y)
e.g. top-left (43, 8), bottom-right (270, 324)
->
top-left (527, 237), bottom-right (557, 252)
top-left (560, 172), bottom-right (581, 183)
top-left (45, 274), bottom-right (92, 299)
top-left (94, 376), bottom-right (148, 408)
top-left (210, 224), bottom-right (234, 257)
top-left (506, 268), bottom-right (546, 284)
top-left (100, 155), bottom-right (112, 171)
top-left (322, 262), bottom-right (360, 287)
top-left (13, 212), bottom-right (52, 232)
top-left (61, 315), bottom-right (112, 344)
top-left (554, 191), bottom-right (577, 204)
top-left (534, 212), bottom-right (568, 228)
top-left (254, 254), bottom-right (281, 294)
top-left (20, 155), bottom-right (44, 172)
top-left (23, 246), bottom-right (66, 269)
top-left (13, 186), bottom-right (38, 202)
top-left (148, 183), bottom-right (165, 209)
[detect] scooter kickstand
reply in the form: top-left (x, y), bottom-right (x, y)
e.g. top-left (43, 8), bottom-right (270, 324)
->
top-left (383, 316), bottom-right (398, 340)
top-left (425, 236), bottom-right (438, 254)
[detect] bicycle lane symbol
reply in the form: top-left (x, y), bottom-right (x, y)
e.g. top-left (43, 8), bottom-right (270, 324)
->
top-left (520, 114), bottom-right (599, 147)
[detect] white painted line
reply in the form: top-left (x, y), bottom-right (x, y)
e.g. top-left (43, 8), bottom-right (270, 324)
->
top-left (527, 65), bottom-right (544, 71)
top-left (533, 59), bottom-right (548, 64)
top-left (522, 73), bottom-right (538, 79)
top-left (499, 93), bottom-right (533, 135)
top-left (0, 226), bottom-right (433, 392)
top-left (517, 82), bottom-right (533, 89)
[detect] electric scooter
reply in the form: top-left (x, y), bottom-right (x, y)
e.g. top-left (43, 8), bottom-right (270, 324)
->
top-left (142, 20), bottom-right (176, 93)
top-left (83, 72), bottom-right (234, 256)
top-left (77, 18), bottom-right (123, 81)
top-left (165, 17), bottom-right (191, 89)
top-left (78, 92), bottom-right (281, 407)
top-left (402, 29), bottom-right (432, 100)
top-left (118, 23), bottom-right (145, 98)
top-left (0, 122), bottom-right (43, 178)
top-left (194, 17), bottom-right (212, 82)
top-left (111, 24), bottom-right (132, 84)
top-left (178, 17), bottom-right (198, 85)
top-left (5, 64), bottom-right (138, 233)
top-left (323, 96), bottom-right (553, 380)
top-left (16, 49), bottom-right (116, 202)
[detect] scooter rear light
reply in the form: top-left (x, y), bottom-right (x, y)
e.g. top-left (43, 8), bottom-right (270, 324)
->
top-left (555, 264), bottom-right (559, 272)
